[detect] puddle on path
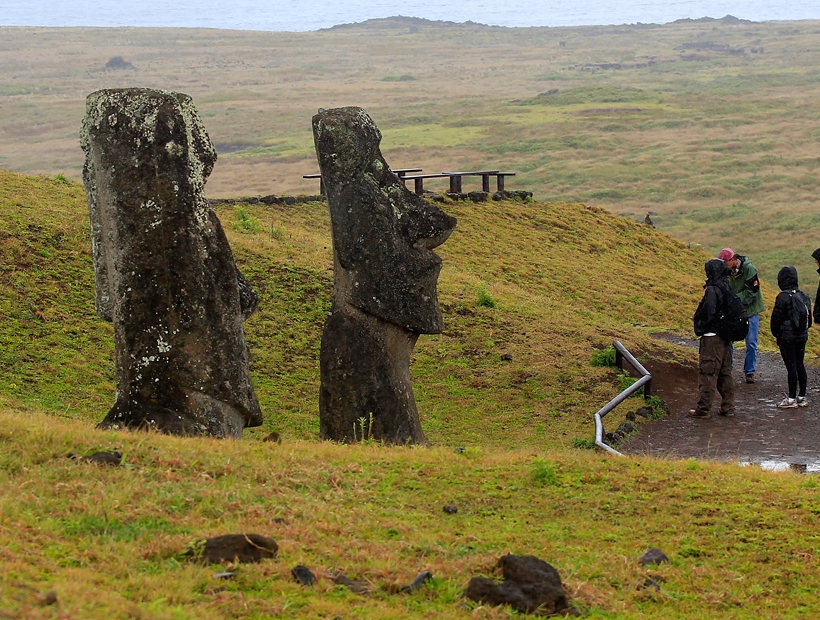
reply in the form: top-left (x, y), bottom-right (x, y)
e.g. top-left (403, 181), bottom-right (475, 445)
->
top-left (739, 460), bottom-right (820, 474)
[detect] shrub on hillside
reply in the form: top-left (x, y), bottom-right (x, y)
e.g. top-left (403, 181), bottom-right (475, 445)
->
top-left (590, 345), bottom-right (617, 367)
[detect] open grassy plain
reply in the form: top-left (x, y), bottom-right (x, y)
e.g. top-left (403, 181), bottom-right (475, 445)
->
top-left (2, 168), bottom-right (820, 618)
top-left (2, 17), bottom-right (820, 282)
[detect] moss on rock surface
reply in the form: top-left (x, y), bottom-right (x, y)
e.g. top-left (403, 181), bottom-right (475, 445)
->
top-left (81, 89), bottom-right (262, 437)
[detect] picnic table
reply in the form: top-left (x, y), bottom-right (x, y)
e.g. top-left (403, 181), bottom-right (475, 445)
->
top-left (303, 168), bottom-right (422, 194)
top-left (303, 167), bottom-right (516, 196)
top-left (401, 170), bottom-right (516, 195)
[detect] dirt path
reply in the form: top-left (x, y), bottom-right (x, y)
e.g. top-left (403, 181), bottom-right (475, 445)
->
top-left (622, 335), bottom-right (820, 470)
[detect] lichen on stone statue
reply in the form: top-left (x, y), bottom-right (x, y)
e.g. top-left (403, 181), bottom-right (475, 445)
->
top-left (313, 106), bottom-right (457, 445)
top-left (80, 88), bottom-right (263, 437)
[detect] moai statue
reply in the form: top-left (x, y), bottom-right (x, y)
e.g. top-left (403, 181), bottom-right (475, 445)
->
top-left (80, 88), bottom-right (263, 437)
top-left (312, 107), bottom-right (457, 445)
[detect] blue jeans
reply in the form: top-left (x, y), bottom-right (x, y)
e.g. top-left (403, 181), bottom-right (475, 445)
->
top-left (729, 313), bottom-right (759, 375)
top-left (743, 313), bottom-right (759, 376)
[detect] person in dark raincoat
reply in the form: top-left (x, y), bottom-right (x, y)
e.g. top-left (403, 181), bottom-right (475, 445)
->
top-left (770, 266), bottom-right (812, 408)
top-left (812, 247), bottom-right (820, 326)
top-left (690, 258), bottom-right (735, 418)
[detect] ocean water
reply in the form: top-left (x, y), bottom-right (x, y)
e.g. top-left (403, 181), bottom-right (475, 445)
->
top-left (3, 0), bottom-right (819, 32)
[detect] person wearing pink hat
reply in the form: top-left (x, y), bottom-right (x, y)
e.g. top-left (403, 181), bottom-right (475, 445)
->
top-left (719, 247), bottom-right (765, 383)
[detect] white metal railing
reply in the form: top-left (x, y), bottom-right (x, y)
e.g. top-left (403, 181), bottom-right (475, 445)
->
top-left (593, 340), bottom-right (652, 457)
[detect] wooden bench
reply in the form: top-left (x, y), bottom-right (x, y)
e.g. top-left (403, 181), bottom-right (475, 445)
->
top-left (402, 170), bottom-right (516, 196)
top-left (303, 167), bottom-right (422, 195)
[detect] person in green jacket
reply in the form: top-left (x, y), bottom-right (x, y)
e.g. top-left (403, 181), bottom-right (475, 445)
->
top-left (718, 248), bottom-right (765, 383)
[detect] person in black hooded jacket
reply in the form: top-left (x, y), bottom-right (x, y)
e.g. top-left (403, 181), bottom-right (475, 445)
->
top-left (771, 265), bottom-right (812, 408)
top-left (689, 258), bottom-right (735, 418)
top-left (812, 248), bottom-right (820, 325)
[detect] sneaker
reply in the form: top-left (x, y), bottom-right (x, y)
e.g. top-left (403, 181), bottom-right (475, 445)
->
top-left (745, 373), bottom-right (756, 384)
top-left (719, 409), bottom-right (735, 417)
top-left (688, 409), bottom-right (709, 418)
top-left (777, 397), bottom-right (798, 409)
top-left (798, 396), bottom-right (809, 408)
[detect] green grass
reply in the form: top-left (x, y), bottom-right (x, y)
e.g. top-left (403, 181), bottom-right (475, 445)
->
top-left (8, 169), bottom-right (771, 451)
top-left (2, 170), bottom-right (820, 617)
top-left (3, 408), bottom-right (820, 618)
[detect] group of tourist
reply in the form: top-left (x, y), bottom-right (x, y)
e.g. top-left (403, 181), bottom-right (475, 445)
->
top-left (690, 247), bottom-right (820, 418)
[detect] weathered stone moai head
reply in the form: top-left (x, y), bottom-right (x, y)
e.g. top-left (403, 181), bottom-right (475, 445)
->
top-left (81, 88), bottom-right (263, 437)
top-left (313, 107), bottom-right (456, 445)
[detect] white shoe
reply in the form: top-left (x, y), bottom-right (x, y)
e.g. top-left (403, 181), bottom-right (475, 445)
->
top-left (797, 396), bottom-right (809, 407)
top-left (777, 397), bottom-right (798, 409)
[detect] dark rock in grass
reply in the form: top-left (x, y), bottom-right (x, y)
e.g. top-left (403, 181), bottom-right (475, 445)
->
top-left (464, 554), bottom-right (580, 617)
top-left (83, 451), bottom-right (123, 466)
top-left (292, 565), bottom-right (317, 586)
top-left (184, 534), bottom-right (278, 564)
top-left (639, 547), bottom-right (669, 566)
top-left (81, 88), bottom-right (263, 438)
top-left (615, 421), bottom-right (634, 435)
top-left (492, 190), bottom-right (532, 201)
top-left (332, 573), bottom-right (372, 594)
top-left (501, 353), bottom-right (513, 361)
top-left (639, 578), bottom-right (662, 591)
top-left (401, 570), bottom-right (433, 592)
top-left (443, 505), bottom-right (458, 514)
top-left (262, 431), bottom-right (282, 443)
top-left (468, 191), bottom-right (489, 202)
top-left (635, 406), bottom-right (654, 418)
top-left (36, 590), bottom-right (58, 606)
top-left (67, 450), bottom-right (123, 466)
top-left (626, 410), bottom-right (637, 421)
top-left (313, 107), bottom-right (456, 445)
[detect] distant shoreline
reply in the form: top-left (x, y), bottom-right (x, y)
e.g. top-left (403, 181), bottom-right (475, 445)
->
top-left (3, 1), bottom-right (820, 32)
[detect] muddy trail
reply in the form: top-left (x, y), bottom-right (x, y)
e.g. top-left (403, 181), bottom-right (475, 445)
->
top-left (620, 335), bottom-right (820, 471)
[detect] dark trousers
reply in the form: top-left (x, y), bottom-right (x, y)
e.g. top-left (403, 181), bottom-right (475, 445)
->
top-left (696, 335), bottom-right (734, 415)
top-left (778, 340), bottom-right (807, 399)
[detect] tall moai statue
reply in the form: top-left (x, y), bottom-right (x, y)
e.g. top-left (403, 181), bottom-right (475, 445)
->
top-left (80, 88), bottom-right (263, 437)
top-left (313, 107), bottom-right (457, 445)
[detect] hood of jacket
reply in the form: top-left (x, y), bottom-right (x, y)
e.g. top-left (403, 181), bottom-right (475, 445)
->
top-left (777, 265), bottom-right (799, 291)
top-left (705, 258), bottom-right (728, 286)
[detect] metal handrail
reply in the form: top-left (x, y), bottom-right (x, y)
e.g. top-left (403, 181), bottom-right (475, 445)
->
top-left (594, 340), bottom-right (652, 457)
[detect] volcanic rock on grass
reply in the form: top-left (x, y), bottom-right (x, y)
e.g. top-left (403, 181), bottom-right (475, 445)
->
top-left (68, 450), bottom-right (123, 466)
top-left (184, 534), bottom-right (278, 564)
top-left (292, 565), bottom-right (317, 586)
top-left (312, 106), bottom-right (456, 445)
top-left (464, 554), bottom-right (579, 617)
top-left (332, 573), bottom-right (372, 594)
top-left (639, 547), bottom-right (669, 566)
top-left (80, 88), bottom-right (262, 438)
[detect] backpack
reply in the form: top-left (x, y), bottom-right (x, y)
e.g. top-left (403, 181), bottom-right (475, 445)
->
top-left (787, 289), bottom-right (811, 333)
top-left (715, 285), bottom-right (749, 342)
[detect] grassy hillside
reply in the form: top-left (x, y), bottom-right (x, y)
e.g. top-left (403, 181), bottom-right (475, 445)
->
top-left (0, 168), bottom-right (745, 449)
top-left (3, 172), bottom-right (820, 618)
top-left (3, 408), bottom-right (820, 619)
top-left (3, 169), bottom-right (816, 448)
top-left (2, 18), bottom-right (820, 284)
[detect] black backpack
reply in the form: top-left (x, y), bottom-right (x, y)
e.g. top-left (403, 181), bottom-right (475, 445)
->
top-left (787, 289), bottom-right (811, 333)
top-left (715, 285), bottom-right (750, 342)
